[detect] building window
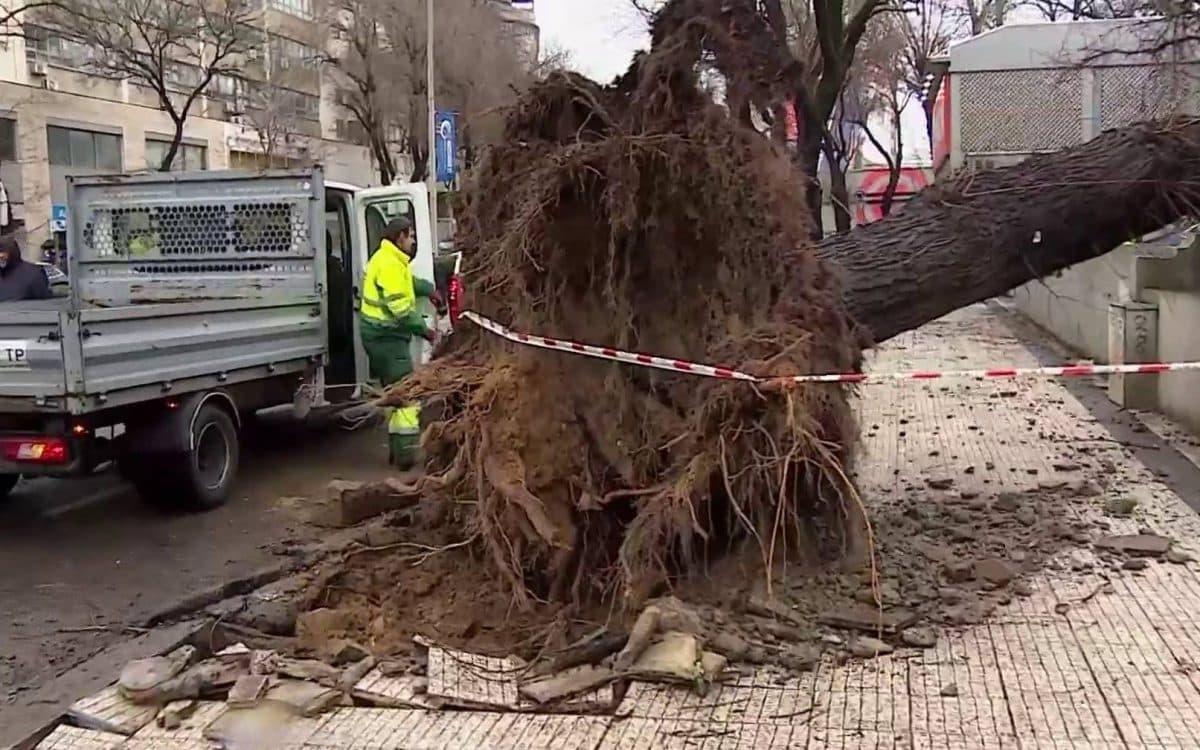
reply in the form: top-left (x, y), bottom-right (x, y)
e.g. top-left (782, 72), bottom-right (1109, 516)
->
top-left (267, 0), bottom-right (314, 20)
top-left (47, 126), bottom-right (122, 170)
top-left (276, 88), bottom-right (320, 122)
top-left (231, 150), bottom-right (299, 170)
top-left (268, 33), bottom-right (318, 69)
top-left (145, 139), bottom-right (208, 172)
top-left (25, 25), bottom-right (98, 70)
top-left (0, 120), bottom-right (15, 163)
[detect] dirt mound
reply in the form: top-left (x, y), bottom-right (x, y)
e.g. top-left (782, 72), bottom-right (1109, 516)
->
top-left (382, 5), bottom-right (866, 610)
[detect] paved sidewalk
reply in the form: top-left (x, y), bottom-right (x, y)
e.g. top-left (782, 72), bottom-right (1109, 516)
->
top-left (38, 305), bottom-right (1200, 749)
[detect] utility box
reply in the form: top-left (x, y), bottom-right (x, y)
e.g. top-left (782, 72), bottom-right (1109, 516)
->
top-left (1107, 302), bottom-right (1159, 410)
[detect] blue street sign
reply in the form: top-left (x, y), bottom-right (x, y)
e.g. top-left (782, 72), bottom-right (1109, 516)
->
top-left (50, 204), bottom-right (67, 232)
top-left (435, 110), bottom-right (457, 184)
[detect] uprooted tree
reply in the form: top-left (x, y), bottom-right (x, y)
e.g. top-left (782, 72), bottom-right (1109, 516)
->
top-left (382, 1), bottom-right (1200, 612)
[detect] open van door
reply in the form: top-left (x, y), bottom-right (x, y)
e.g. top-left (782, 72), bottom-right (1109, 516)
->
top-left (352, 183), bottom-right (444, 369)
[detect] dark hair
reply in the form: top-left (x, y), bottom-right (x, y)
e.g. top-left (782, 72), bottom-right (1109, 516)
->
top-left (0, 234), bottom-right (20, 259)
top-left (384, 217), bottom-right (413, 242)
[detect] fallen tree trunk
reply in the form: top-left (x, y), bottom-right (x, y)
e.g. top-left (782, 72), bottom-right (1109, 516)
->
top-left (820, 119), bottom-right (1200, 344)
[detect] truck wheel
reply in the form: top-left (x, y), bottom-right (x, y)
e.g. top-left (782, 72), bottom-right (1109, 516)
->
top-left (0, 473), bottom-right (19, 499)
top-left (170, 404), bottom-right (240, 511)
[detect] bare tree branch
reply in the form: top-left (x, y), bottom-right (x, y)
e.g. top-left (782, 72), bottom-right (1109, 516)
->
top-left (36, 0), bottom-right (259, 170)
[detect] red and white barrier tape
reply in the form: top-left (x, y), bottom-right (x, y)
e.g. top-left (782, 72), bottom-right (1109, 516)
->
top-left (461, 311), bottom-right (1200, 385)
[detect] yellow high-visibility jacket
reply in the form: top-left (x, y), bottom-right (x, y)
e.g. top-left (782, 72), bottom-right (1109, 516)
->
top-left (359, 239), bottom-right (435, 336)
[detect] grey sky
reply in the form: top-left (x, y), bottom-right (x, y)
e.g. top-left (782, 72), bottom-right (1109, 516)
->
top-left (532, 1), bottom-right (929, 162)
top-left (535, 2), bottom-right (649, 82)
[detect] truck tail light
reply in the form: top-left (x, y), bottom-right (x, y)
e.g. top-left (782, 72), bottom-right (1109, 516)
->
top-left (1, 437), bottom-right (68, 464)
top-left (448, 274), bottom-right (463, 325)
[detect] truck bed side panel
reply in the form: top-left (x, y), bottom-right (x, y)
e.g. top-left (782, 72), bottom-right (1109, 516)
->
top-left (76, 300), bottom-right (322, 409)
top-left (0, 306), bottom-right (69, 404)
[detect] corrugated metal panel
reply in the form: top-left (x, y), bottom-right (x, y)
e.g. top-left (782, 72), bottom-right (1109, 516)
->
top-left (960, 69), bottom-right (1083, 154)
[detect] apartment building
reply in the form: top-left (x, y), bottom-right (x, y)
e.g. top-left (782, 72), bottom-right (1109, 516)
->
top-left (0, 0), bottom-right (539, 245)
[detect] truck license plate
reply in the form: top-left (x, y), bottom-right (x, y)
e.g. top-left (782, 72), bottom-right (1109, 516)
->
top-left (0, 340), bottom-right (30, 369)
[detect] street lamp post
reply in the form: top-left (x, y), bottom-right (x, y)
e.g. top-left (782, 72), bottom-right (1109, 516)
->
top-left (426, 0), bottom-right (438, 250)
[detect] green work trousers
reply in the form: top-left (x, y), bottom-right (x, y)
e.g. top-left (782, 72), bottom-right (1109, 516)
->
top-left (360, 319), bottom-right (421, 469)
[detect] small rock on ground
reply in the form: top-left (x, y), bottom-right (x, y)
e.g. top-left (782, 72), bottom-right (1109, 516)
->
top-left (849, 637), bottom-right (893, 658)
top-left (1167, 549), bottom-right (1193, 565)
top-left (1095, 534), bottom-right (1170, 557)
top-left (900, 627), bottom-right (937, 648)
top-left (940, 683), bottom-right (959, 697)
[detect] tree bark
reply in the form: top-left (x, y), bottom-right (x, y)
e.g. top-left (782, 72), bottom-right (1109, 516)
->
top-left (818, 119), bottom-right (1200, 344)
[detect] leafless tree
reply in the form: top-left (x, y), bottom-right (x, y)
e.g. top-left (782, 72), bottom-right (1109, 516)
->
top-left (853, 13), bottom-right (912, 217)
top-left (761, 0), bottom-right (900, 233)
top-left (37, 0), bottom-right (259, 170)
top-left (325, 0), bottom-right (530, 184)
top-left (899, 0), bottom-right (961, 149)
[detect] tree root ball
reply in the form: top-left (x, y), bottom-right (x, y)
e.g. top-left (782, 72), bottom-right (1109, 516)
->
top-left (383, 16), bottom-right (869, 611)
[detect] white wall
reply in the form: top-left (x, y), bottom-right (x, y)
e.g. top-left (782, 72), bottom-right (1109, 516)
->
top-left (1145, 289), bottom-right (1200, 434)
top-left (1010, 247), bottom-right (1139, 362)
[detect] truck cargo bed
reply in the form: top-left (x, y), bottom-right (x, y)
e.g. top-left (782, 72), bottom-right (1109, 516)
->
top-left (0, 170), bottom-right (327, 416)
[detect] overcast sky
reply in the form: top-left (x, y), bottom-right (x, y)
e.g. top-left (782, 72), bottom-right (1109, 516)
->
top-left (532, 1), bottom-right (928, 162)
top-left (534, 2), bottom-right (650, 83)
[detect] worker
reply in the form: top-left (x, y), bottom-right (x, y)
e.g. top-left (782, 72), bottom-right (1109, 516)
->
top-left (359, 217), bottom-right (440, 468)
top-left (0, 235), bottom-right (51, 302)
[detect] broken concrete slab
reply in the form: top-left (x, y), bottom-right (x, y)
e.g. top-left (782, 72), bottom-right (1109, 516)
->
top-left (817, 603), bottom-right (917, 634)
top-left (519, 665), bottom-right (617, 705)
top-left (68, 685), bottom-right (159, 735)
top-left (627, 631), bottom-right (701, 684)
top-left (329, 479), bottom-right (420, 527)
top-left (227, 674), bottom-right (270, 708)
top-left (126, 658), bottom-right (246, 706)
top-left (264, 679), bottom-right (343, 718)
top-left (275, 657), bottom-right (344, 687)
top-left (1095, 534), bottom-right (1171, 557)
top-left (118, 645), bottom-right (195, 701)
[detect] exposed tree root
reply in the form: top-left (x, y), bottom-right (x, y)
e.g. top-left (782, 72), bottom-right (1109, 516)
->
top-left (380, 17), bottom-right (868, 608)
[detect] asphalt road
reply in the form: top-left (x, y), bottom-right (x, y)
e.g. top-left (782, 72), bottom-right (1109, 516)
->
top-left (0, 412), bottom-right (393, 744)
